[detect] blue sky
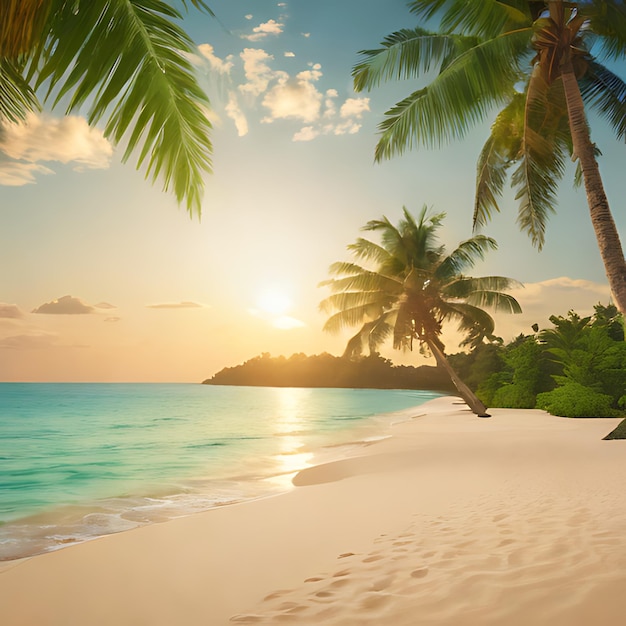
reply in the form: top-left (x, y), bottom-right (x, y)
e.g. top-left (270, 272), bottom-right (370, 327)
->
top-left (0, 0), bottom-right (620, 381)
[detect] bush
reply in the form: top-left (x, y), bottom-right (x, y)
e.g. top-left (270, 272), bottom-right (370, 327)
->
top-left (536, 382), bottom-right (619, 417)
top-left (492, 383), bottom-right (537, 409)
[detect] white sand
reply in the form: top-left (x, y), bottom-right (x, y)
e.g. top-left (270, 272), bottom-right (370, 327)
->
top-left (2, 397), bottom-right (626, 625)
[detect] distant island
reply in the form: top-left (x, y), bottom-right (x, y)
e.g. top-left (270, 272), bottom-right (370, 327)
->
top-left (203, 352), bottom-right (455, 391)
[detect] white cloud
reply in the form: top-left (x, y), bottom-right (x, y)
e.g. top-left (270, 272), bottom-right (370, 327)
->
top-left (225, 92), bottom-right (249, 136)
top-left (32, 295), bottom-right (95, 315)
top-left (0, 114), bottom-right (112, 187)
top-left (340, 97), bottom-right (370, 118)
top-left (302, 33), bottom-right (311, 38)
top-left (262, 68), bottom-right (323, 123)
top-left (0, 303), bottom-right (24, 318)
top-left (293, 126), bottom-right (319, 142)
top-left (245, 14), bottom-right (253, 20)
top-left (284, 51), bottom-right (295, 58)
top-left (0, 161), bottom-right (53, 186)
top-left (242, 19), bottom-right (284, 42)
top-left (239, 48), bottom-right (277, 96)
top-left (197, 43), bottom-right (234, 74)
top-left (333, 120), bottom-right (362, 135)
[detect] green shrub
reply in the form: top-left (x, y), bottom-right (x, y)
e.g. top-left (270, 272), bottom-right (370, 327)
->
top-left (536, 382), bottom-right (619, 417)
top-left (492, 383), bottom-right (537, 409)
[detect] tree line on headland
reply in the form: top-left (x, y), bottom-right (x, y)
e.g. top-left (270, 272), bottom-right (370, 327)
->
top-left (205, 303), bottom-right (626, 418)
top-left (203, 352), bottom-right (455, 392)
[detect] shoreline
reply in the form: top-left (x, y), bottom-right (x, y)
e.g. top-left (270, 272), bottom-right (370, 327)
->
top-left (1, 386), bottom-right (441, 562)
top-left (2, 397), bottom-right (626, 625)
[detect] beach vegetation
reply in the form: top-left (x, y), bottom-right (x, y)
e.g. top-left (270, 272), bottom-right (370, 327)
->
top-left (352, 0), bottom-right (626, 314)
top-left (0, 0), bottom-right (214, 215)
top-left (319, 206), bottom-right (522, 417)
top-left (449, 302), bottom-right (626, 418)
top-left (536, 381), bottom-right (619, 417)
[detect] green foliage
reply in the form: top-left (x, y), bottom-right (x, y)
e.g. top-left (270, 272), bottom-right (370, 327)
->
top-left (485, 336), bottom-right (545, 408)
top-left (353, 1), bottom-right (626, 250)
top-left (1, 0), bottom-right (214, 214)
top-left (449, 302), bottom-right (626, 417)
top-left (536, 382), bottom-right (619, 418)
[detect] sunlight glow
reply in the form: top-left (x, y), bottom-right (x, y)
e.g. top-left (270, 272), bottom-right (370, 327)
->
top-left (258, 288), bottom-right (292, 315)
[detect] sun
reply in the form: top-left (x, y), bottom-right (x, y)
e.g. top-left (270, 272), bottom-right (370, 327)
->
top-left (258, 288), bottom-right (292, 316)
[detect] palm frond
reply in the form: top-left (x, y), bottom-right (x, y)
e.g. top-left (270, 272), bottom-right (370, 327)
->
top-left (373, 29), bottom-right (530, 159)
top-left (347, 237), bottom-right (394, 265)
top-left (409, 0), bottom-right (531, 37)
top-left (474, 93), bottom-right (525, 228)
top-left (447, 275), bottom-right (523, 296)
top-left (510, 68), bottom-right (570, 249)
top-left (465, 290), bottom-right (523, 314)
top-left (580, 61), bottom-right (626, 140)
top-left (32, 0), bottom-right (212, 216)
top-left (436, 235), bottom-right (498, 280)
top-left (353, 28), bottom-right (470, 92)
top-left (0, 60), bottom-right (40, 122)
top-left (445, 301), bottom-right (497, 339)
top-left (586, 0), bottom-right (626, 60)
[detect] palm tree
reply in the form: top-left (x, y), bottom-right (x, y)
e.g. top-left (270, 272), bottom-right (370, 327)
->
top-left (352, 0), bottom-right (626, 314)
top-left (0, 0), bottom-right (214, 215)
top-left (319, 206), bottom-right (522, 416)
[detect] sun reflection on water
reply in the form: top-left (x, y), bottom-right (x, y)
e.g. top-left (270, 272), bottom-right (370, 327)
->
top-left (269, 387), bottom-right (314, 486)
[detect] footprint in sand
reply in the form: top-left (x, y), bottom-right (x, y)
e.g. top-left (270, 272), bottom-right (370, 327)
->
top-left (411, 568), bottom-right (429, 578)
top-left (363, 554), bottom-right (384, 563)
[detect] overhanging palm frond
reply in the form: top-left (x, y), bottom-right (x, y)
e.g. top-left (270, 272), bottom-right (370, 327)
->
top-left (31, 0), bottom-right (212, 216)
top-left (474, 93), bottom-right (525, 228)
top-left (586, 0), bottom-right (626, 60)
top-left (0, 0), bottom-right (52, 59)
top-left (0, 60), bottom-right (40, 122)
top-left (372, 29), bottom-right (530, 159)
top-left (510, 67), bottom-right (571, 249)
top-left (352, 28), bottom-right (471, 91)
top-left (580, 61), bottom-right (626, 140)
top-left (409, 0), bottom-right (531, 37)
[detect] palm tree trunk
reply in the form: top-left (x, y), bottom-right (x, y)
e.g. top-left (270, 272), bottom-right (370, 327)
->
top-left (561, 61), bottom-right (626, 315)
top-left (426, 338), bottom-right (490, 417)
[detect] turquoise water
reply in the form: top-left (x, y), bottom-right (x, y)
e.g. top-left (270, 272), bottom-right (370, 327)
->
top-left (0, 383), bottom-right (444, 560)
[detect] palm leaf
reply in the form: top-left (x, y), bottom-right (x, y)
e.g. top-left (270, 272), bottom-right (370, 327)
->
top-left (474, 93), bottom-right (525, 228)
top-left (580, 61), bottom-right (626, 140)
top-left (352, 28), bottom-right (472, 91)
top-left (0, 60), bottom-right (40, 122)
top-left (408, 0), bottom-right (532, 36)
top-left (30, 0), bottom-right (212, 216)
top-left (436, 235), bottom-right (498, 280)
top-left (510, 67), bottom-right (570, 249)
top-left (373, 29), bottom-right (530, 159)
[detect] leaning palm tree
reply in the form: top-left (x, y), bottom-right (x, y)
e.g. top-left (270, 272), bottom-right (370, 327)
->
top-left (0, 0), bottom-right (214, 215)
top-left (319, 206), bottom-right (522, 416)
top-left (352, 0), bottom-right (626, 314)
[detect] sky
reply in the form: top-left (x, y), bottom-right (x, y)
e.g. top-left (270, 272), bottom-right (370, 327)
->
top-left (0, 0), bottom-right (622, 382)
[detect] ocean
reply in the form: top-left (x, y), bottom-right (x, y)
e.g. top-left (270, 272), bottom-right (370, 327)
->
top-left (0, 383), bottom-right (444, 560)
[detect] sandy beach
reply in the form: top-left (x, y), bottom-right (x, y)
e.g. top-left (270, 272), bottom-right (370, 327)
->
top-left (2, 396), bottom-right (626, 625)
